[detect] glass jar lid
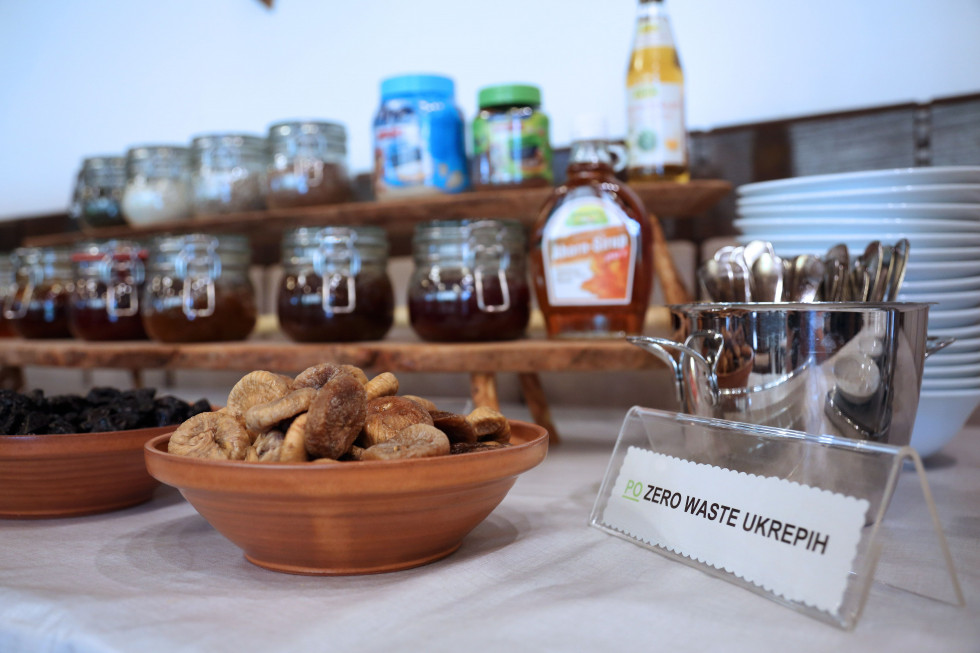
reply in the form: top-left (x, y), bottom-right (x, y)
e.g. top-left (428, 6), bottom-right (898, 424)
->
top-left (267, 121), bottom-right (347, 154)
top-left (413, 219), bottom-right (526, 264)
top-left (282, 226), bottom-right (388, 274)
top-left (147, 233), bottom-right (251, 275)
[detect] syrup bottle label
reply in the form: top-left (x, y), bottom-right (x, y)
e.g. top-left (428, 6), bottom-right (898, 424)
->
top-left (541, 196), bottom-right (639, 306)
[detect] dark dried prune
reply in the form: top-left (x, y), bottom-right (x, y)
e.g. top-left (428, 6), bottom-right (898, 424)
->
top-left (85, 387), bottom-right (121, 405)
top-left (18, 412), bottom-right (50, 435)
top-left (46, 418), bottom-right (76, 434)
top-left (189, 398), bottom-right (211, 416)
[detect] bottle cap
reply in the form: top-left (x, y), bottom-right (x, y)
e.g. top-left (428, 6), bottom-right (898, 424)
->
top-left (380, 74), bottom-right (455, 99)
top-left (477, 84), bottom-right (542, 108)
top-left (570, 113), bottom-right (610, 142)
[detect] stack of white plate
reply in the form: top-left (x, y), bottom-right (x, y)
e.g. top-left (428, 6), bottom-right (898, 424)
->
top-left (736, 166), bottom-right (980, 458)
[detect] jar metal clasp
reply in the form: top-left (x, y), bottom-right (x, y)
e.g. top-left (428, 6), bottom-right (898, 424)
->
top-left (472, 241), bottom-right (511, 313)
top-left (100, 245), bottom-right (144, 318)
top-left (314, 228), bottom-right (358, 315)
top-left (3, 260), bottom-right (40, 320)
top-left (175, 237), bottom-right (220, 318)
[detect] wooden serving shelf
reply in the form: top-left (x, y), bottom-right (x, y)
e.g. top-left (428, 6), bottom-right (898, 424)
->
top-left (0, 317), bottom-right (675, 444)
top-left (22, 180), bottom-right (732, 257)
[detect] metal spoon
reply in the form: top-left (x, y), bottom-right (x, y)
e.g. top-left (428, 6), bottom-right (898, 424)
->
top-left (751, 251), bottom-right (785, 302)
top-left (792, 254), bottom-right (826, 302)
top-left (698, 258), bottom-right (732, 302)
top-left (824, 244), bottom-right (849, 301)
top-left (862, 241), bottom-right (885, 302)
top-left (885, 238), bottom-right (910, 301)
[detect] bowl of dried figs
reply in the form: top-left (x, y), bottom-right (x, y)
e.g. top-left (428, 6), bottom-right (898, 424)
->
top-left (0, 387), bottom-right (211, 518)
top-left (144, 362), bottom-right (550, 575)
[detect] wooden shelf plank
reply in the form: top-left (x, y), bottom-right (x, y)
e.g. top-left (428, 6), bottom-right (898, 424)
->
top-left (0, 331), bottom-right (669, 374)
top-left (21, 180), bottom-right (732, 255)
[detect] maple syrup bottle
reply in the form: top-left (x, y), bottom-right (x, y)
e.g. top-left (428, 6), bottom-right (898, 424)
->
top-left (530, 115), bottom-right (654, 338)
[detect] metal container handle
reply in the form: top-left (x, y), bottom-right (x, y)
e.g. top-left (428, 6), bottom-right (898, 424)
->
top-left (627, 332), bottom-right (724, 409)
top-left (925, 336), bottom-right (955, 358)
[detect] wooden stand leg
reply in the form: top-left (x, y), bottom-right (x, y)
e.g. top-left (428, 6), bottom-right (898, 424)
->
top-left (0, 365), bottom-right (24, 391)
top-left (518, 372), bottom-right (560, 445)
top-left (469, 372), bottom-right (499, 410)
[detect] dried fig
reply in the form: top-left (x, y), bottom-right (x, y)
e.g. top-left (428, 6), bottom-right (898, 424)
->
top-left (364, 372), bottom-right (399, 401)
top-left (226, 371), bottom-right (292, 420)
top-left (403, 394), bottom-right (437, 412)
top-left (254, 428), bottom-right (286, 462)
top-left (280, 412), bottom-right (309, 462)
top-left (451, 440), bottom-right (508, 455)
top-left (361, 396), bottom-right (433, 447)
top-left (244, 387), bottom-right (316, 436)
top-left (430, 410), bottom-right (478, 444)
top-left (340, 365), bottom-right (369, 385)
top-left (305, 374), bottom-right (368, 459)
top-left (361, 423), bottom-right (450, 460)
top-left (168, 412), bottom-right (250, 460)
top-left (292, 363), bottom-right (347, 390)
top-left (466, 406), bottom-right (511, 443)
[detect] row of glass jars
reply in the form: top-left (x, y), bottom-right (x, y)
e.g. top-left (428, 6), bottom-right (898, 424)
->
top-left (0, 219), bottom-right (530, 344)
top-left (72, 121), bottom-right (351, 231)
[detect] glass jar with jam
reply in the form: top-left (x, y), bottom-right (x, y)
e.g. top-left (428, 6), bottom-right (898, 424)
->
top-left (69, 240), bottom-right (148, 341)
top-left (4, 247), bottom-right (74, 339)
top-left (472, 84), bottom-right (553, 189)
top-left (0, 254), bottom-right (16, 337)
top-left (190, 133), bottom-right (268, 215)
top-left (141, 234), bottom-right (257, 343)
top-left (409, 219), bottom-right (530, 342)
top-left (266, 121), bottom-right (351, 209)
top-left (78, 156), bottom-right (128, 229)
top-left (121, 145), bottom-right (194, 226)
top-left (530, 114), bottom-right (654, 338)
top-left (277, 226), bottom-right (394, 342)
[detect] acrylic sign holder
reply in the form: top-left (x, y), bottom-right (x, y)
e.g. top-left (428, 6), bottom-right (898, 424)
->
top-left (589, 406), bottom-right (964, 630)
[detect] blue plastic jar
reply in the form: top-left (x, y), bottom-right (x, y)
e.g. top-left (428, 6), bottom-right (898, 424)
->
top-left (372, 74), bottom-right (470, 199)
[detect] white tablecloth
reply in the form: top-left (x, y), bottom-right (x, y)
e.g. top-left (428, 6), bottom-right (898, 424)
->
top-left (2, 406), bottom-right (978, 653)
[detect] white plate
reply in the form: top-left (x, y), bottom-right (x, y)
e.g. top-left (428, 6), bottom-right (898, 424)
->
top-left (737, 166), bottom-right (980, 197)
top-left (737, 202), bottom-right (980, 220)
top-left (926, 323), bottom-right (980, 340)
top-left (737, 183), bottom-right (980, 207)
top-left (921, 377), bottom-right (980, 390)
top-left (907, 246), bottom-right (980, 263)
top-left (905, 260), bottom-right (980, 281)
top-left (733, 216), bottom-right (980, 236)
top-left (910, 389), bottom-right (980, 457)
top-left (922, 361), bottom-right (980, 378)
top-left (902, 275), bottom-right (980, 293)
top-left (925, 349), bottom-right (980, 366)
top-left (735, 232), bottom-right (980, 257)
top-left (899, 290), bottom-right (980, 310)
top-left (926, 307), bottom-right (980, 329)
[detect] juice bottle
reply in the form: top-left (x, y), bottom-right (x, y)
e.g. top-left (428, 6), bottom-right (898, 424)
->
top-left (626, 0), bottom-right (689, 182)
top-left (530, 115), bottom-right (654, 338)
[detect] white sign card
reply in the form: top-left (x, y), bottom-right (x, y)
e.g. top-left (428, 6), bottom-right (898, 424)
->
top-left (600, 446), bottom-right (869, 615)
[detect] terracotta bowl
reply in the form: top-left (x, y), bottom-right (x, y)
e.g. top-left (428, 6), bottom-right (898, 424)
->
top-left (144, 420), bottom-right (549, 575)
top-left (0, 425), bottom-right (171, 519)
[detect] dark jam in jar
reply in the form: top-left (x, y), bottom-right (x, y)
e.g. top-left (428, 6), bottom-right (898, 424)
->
top-left (69, 241), bottom-right (148, 341)
top-left (408, 219), bottom-right (530, 342)
top-left (5, 247), bottom-right (74, 339)
top-left (141, 234), bottom-right (257, 343)
top-left (277, 226), bottom-right (393, 342)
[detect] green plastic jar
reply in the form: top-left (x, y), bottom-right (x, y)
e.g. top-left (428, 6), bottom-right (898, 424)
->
top-left (472, 84), bottom-right (553, 189)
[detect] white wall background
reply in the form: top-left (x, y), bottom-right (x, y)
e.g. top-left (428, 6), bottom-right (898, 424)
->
top-left (1, 0), bottom-right (978, 221)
